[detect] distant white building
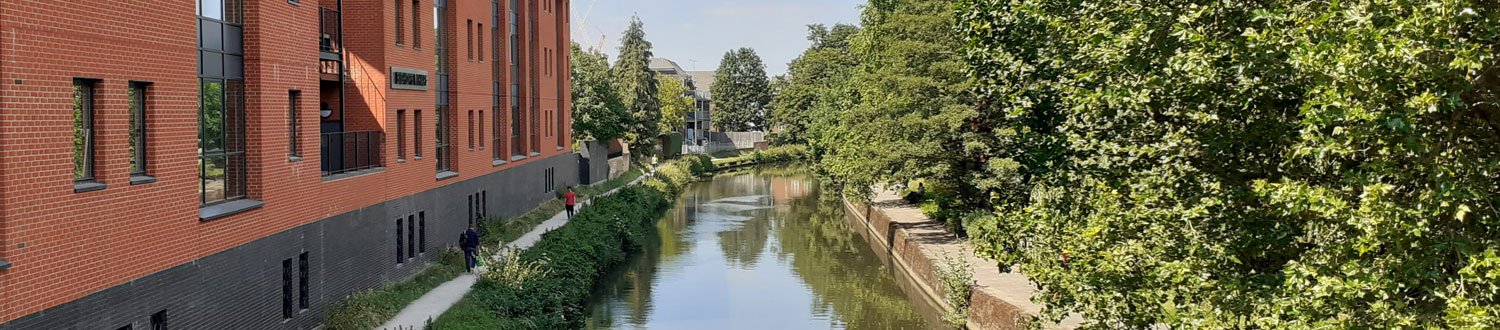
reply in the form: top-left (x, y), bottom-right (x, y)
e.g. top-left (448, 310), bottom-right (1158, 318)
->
top-left (649, 58), bottom-right (712, 143)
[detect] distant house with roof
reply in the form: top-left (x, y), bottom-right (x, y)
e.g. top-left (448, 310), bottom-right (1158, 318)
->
top-left (649, 57), bottom-right (712, 143)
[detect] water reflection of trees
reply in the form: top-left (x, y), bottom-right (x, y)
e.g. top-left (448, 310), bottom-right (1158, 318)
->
top-left (586, 168), bottom-right (926, 329)
top-left (773, 179), bottom-right (928, 328)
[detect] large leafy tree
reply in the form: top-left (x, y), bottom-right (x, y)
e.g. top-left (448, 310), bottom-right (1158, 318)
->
top-left (711, 48), bottom-right (772, 131)
top-left (569, 43), bottom-right (628, 142)
top-left (958, 0), bottom-right (1500, 327)
top-left (770, 24), bottom-right (860, 145)
top-left (809, 0), bottom-right (973, 203)
top-left (610, 16), bottom-right (661, 155)
top-left (656, 75), bottom-right (693, 135)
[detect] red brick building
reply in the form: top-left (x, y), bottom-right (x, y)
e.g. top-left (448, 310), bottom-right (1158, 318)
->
top-left (0, 0), bottom-right (574, 328)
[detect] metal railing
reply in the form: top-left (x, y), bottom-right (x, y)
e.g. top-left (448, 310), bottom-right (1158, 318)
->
top-left (321, 131), bottom-right (383, 176)
top-left (319, 8), bottom-right (342, 54)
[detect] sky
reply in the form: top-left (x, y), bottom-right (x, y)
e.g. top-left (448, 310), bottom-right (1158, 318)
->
top-left (568, 0), bottom-right (865, 76)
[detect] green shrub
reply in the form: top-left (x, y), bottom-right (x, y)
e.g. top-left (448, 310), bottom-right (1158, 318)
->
top-left (430, 186), bottom-right (672, 329)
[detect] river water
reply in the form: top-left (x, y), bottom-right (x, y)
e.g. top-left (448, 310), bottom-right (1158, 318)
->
top-left (583, 167), bottom-right (940, 329)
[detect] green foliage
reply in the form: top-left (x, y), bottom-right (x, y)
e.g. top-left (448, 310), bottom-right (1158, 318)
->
top-left (656, 75), bottom-right (693, 135)
top-left (570, 43), bottom-right (629, 143)
top-left (325, 249), bottom-right (465, 330)
top-left (957, 0), bottom-right (1500, 327)
top-left (935, 250), bottom-right (974, 328)
top-left (429, 185), bottom-right (673, 329)
top-left (712, 145), bottom-right (810, 169)
top-left (802, 0), bottom-right (975, 208)
top-left (770, 24), bottom-right (861, 144)
top-left (642, 155), bottom-right (715, 196)
top-left (711, 48), bottom-right (773, 131)
top-left (610, 16), bottom-right (662, 155)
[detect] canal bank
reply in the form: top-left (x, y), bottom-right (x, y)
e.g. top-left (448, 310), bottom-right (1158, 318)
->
top-left (843, 190), bottom-right (1082, 330)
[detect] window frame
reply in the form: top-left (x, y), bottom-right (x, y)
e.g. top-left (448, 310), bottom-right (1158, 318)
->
top-left (129, 81), bottom-right (152, 178)
top-left (288, 90), bottom-right (301, 159)
top-left (281, 258), bottom-right (294, 319)
top-left (396, 109), bottom-right (407, 160)
top-left (73, 78), bottom-right (99, 184)
top-left (411, 0), bottom-right (421, 49)
top-left (395, 0), bottom-right (404, 45)
top-left (298, 252), bottom-right (310, 310)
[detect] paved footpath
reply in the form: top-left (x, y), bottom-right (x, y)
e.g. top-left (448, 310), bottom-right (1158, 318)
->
top-left (376, 173), bottom-right (650, 330)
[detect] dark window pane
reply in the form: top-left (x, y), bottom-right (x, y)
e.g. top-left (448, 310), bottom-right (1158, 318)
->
top-left (200, 20), bottom-right (222, 51)
top-left (225, 153), bottom-right (247, 200)
top-left (298, 252), bottom-right (309, 309)
top-left (200, 51), bottom-right (223, 77)
top-left (224, 55), bottom-right (243, 79)
top-left (224, 25), bottom-right (243, 53)
top-left (282, 258), bottom-right (293, 318)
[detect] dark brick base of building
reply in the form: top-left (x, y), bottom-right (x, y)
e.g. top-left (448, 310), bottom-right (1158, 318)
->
top-left (0, 154), bottom-right (580, 330)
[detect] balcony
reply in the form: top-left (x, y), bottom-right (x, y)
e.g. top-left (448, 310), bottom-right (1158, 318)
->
top-left (319, 8), bottom-right (341, 55)
top-left (321, 131), bottom-right (384, 177)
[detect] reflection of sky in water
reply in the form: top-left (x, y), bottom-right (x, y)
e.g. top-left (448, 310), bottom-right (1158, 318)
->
top-left (585, 170), bottom-right (929, 330)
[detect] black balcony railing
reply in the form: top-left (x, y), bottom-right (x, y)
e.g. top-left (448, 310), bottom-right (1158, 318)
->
top-left (321, 131), bottom-right (383, 176)
top-left (319, 8), bottom-right (342, 54)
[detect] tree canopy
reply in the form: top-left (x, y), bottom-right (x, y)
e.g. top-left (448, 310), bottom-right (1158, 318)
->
top-left (770, 24), bottom-right (860, 145)
top-left (610, 16), bottom-right (661, 155)
top-left (570, 43), bottom-right (628, 142)
top-left (711, 48), bottom-right (772, 132)
top-left (656, 75), bottom-right (693, 135)
top-left (955, 0), bottom-right (1500, 327)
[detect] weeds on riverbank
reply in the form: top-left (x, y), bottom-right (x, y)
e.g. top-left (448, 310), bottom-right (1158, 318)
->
top-left (936, 249), bottom-right (975, 328)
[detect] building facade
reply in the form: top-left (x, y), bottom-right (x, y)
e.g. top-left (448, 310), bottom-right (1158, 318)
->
top-left (647, 58), bottom-right (711, 144)
top-left (0, 0), bottom-right (573, 328)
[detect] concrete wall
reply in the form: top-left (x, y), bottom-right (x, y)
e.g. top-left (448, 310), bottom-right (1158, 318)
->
top-left (0, 154), bottom-right (577, 330)
top-left (705, 131), bottom-right (766, 150)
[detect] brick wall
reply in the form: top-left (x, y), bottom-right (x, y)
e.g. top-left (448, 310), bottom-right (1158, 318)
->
top-left (0, 0), bottom-right (574, 324)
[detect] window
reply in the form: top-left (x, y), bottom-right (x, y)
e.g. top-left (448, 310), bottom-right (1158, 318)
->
top-left (407, 214), bottom-right (416, 259)
top-left (467, 110), bottom-right (475, 150)
top-left (116, 326), bottom-right (132, 330)
top-left (467, 19), bottom-right (474, 61)
top-left (477, 23), bottom-right (484, 62)
top-left (73, 79), bottom-right (98, 183)
top-left (396, 218), bottom-right (404, 264)
top-left (480, 191), bottom-right (487, 219)
top-left (298, 252), bottom-right (309, 310)
top-left (435, 0), bottom-right (453, 174)
top-left (288, 90), bottom-right (301, 158)
top-left (414, 110), bottom-right (423, 158)
top-left (151, 310), bottom-right (167, 330)
top-left (199, 0), bottom-right (248, 207)
top-left (396, 110), bottom-right (407, 160)
top-left (395, 0), bottom-right (404, 45)
top-left (129, 82), bottom-right (150, 177)
top-left (199, 80), bottom-right (248, 205)
top-left (281, 258), bottom-right (293, 319)
top-left (478, 110), bottom-right (485, 149)
top-left (412, 0), bottom-right (421, 48)
top-left (418, 213), bottom-right (426, 254)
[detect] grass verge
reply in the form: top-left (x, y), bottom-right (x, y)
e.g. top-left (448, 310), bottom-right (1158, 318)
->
top-left (324, 249), bottom-right (465, 330)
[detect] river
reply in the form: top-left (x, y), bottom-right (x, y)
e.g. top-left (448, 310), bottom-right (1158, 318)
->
top-left (583, 166), bottom-right (941, 329)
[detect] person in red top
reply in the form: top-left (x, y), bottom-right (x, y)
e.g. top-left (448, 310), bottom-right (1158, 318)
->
top-left (564, 186), bottom-right (577, 218)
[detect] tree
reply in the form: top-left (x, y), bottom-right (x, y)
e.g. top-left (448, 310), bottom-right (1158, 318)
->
top-left (610, 16), bottom-right (660, 155)
top-left (656, 75), bottom-right (693, 135)
top-left (711, 48), bottom-right (772, 131)
top-left (807, 0), bottom-right (973, 208)
top-left (957, 0), bottom-right (1500, 327)
top-left (570, 43), bottom-right (628, 142)
top-left (770, 24), bottom-right (860, 145)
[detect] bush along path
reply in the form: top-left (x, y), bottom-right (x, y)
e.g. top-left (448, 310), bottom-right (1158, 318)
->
top-left (371, 171), bottom-right (654, 330)
top-left (426, 156), bottom-right (717, 329)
